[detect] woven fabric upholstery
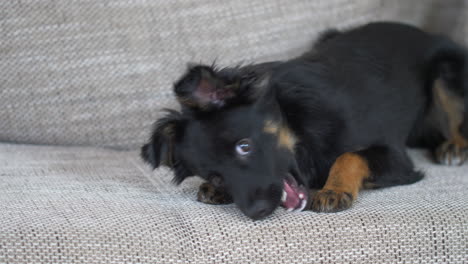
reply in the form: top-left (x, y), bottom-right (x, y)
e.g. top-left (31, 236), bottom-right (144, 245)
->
top-left (1, 0), bottom-right (467, 149)
top-left (0, 144), bottom-right (466, 263)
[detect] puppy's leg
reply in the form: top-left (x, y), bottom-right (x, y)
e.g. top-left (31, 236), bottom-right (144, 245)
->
top-left (310, 146), bottom-right (423, 213)
top-left (310, 152), bottom-right (368, 212)
top-left (197, 182), bottom-right (233, 205)
top-left (432, 78), bottom-right (468, 165)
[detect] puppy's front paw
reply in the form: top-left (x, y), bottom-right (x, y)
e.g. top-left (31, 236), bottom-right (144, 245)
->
top-left (197, 182), bottom-right (233, 205)
top-left (435, 141), bottom-right (468, 166)
top-left (310, 189), bottom-right (353, 213)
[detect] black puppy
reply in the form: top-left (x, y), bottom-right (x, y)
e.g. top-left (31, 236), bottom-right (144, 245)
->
top-left (141, 22), bottom-right (468, 220)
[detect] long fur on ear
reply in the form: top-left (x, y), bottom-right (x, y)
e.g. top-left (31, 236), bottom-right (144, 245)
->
top-left (173, 63), bottom-right (276, 111)
top-left (140, 109), bottom-right (193, 184)
top-left (174, 65), bottom-right (233, 110)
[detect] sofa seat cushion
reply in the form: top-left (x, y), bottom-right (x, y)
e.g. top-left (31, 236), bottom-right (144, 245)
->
top-left (0, 143), bottom-right (466, 263)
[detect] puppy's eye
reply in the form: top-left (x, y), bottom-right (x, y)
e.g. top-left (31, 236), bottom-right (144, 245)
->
top-left (235, 139), bottom-right (252, 156)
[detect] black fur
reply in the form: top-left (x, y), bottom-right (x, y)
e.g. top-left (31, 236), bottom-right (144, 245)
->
top-left (315, 28), bottom-right (342, 46)
top-left (142, 22), bottom-right (468, 219)
top-left (140, 109), bottom-right (192, 184)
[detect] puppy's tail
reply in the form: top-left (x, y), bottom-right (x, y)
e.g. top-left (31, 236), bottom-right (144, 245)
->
top-left (428, 39), bottom-right (468, 137)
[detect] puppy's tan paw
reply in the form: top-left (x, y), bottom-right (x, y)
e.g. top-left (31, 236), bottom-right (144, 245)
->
top-left (197, 182), bottom-right (233, 205)
top-left (310, 189), bottom-right (353, 213)
top-left (435, 141), bottom-right (468, 166)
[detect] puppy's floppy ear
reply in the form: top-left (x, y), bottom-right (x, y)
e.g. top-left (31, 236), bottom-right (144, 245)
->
top-left (141, 110), bottom-right (193, 184)
top-left (173, 64), bottom-right (270, 111)
top-left (174, 65), bottom-right (234, 110)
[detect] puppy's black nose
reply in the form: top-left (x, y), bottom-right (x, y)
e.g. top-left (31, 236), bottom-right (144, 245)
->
top-left (245, 200), bottom-right (275, 220)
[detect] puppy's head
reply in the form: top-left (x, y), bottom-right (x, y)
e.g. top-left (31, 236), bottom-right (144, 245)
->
top-left (142, 64), bottom-right (308, 220)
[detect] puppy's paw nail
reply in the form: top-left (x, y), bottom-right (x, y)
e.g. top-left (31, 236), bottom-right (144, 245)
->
top-left (310, 189), bottom-right (353, 213)
top-left (435, 142), bottom-right (468, 166)
top-left (197, 182), bottom-right (233, 205)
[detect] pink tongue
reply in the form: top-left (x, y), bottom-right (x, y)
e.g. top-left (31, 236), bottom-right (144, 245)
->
top-left (282, 179), bottom-right (301, 209)
top-left (282, 177), bottom-right (309, 212)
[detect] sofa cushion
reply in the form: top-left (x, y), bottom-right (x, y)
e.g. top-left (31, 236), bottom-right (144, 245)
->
top-left (0, 143), bottom-right (466, 263)
top-left (2, 0), bottom-right (467, 149)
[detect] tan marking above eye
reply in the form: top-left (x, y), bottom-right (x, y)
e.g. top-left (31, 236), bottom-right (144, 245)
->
top-left (278, 126), bottom-right (297, 151)
top-left (264, 120), bottom-right (279, 134)
top-left (263, 120), bottom-right (297, 151)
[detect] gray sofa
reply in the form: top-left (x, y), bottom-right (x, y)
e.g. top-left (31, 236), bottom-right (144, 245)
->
top-left (1, 1), bottom-right (467, 263)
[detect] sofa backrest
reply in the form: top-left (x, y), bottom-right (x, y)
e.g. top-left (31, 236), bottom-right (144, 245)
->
top-left (1, 0), bottom-right (467, 149)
